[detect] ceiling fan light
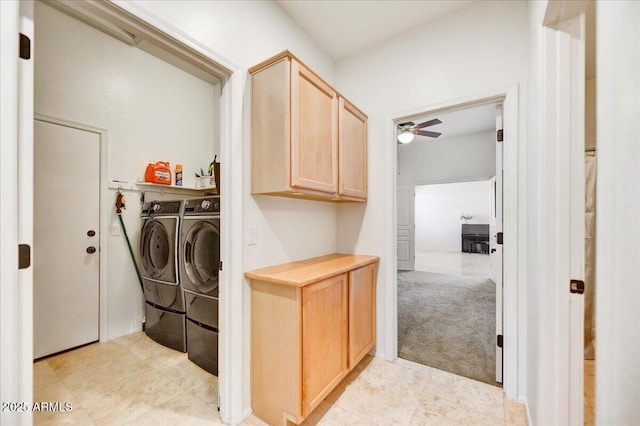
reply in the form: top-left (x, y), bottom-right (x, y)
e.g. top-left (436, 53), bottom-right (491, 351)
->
top-left (397, 131), bottom-right (414, 144)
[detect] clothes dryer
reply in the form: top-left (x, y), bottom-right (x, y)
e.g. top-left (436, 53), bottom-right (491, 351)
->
top-left (180, 196), bottom-right (220, 375)
top-left (140, 200), bottom-right (186, 352)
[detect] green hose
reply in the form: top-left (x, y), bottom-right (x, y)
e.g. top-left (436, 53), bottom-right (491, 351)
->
top-left (115, 191), bottom-right (144, 293)
top-left (118, 213), bottom-right (144, 293)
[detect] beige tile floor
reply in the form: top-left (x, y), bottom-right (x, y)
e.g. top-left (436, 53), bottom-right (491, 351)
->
top-left (34, 332), bottom-right (527, 425)
top-left (415, 250), bottom-right (492, 278)
top-left (34, 332), bottom-right (218, 426)
top-left (584, 360), bottom-right (595, 425)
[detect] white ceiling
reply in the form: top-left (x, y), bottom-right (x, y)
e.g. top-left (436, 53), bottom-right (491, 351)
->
top-left (275, 0), bottom-right (496, 141)
top-left (399, 103), bottom-right (496, 142)
top-left (277, 0), bottom-right (478, 60)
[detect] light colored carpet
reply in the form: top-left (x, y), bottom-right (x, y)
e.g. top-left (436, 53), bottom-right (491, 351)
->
top-left (397, 270), bottom-right (497, 386)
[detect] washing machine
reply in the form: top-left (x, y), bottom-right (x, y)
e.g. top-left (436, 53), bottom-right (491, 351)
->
top-left (140, 200), bottom-right (186, 352)
top-left (180, 196), bottom-right (220, 375)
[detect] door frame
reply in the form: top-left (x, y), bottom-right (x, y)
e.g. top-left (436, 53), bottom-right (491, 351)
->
top-left (541, 1), bottom-right (588, 424)
top-left (386, 85), bottom-right (520, 399)
top-left (1, 2), bottom-right (34, 424)
top-left (34, 114), bottom-right (108, 344)
top-left (8, 2), bottom-right (246, 424)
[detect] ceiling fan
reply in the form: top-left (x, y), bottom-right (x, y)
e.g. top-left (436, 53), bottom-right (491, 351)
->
top-left (397, 118), bottom-right (442, 144)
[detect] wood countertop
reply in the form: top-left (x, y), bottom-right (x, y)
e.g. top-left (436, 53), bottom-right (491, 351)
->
top-left (244, 253), bottom-right (379, 287)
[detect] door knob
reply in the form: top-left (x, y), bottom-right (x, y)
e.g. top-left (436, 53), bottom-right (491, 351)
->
top-left (87, 230), bottom-right (96, 237)
top-left (86, 246), bottom-right (96, 254)
top-left (491, 248), bottom-right (497, 253)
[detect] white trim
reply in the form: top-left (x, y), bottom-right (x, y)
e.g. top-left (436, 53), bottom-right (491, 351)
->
top-left (567, 13), bottom-right (586, 426)
top-left (17, 2), bottom-right (34, 424)
top-left (1, 2), bottom-right (23, 425)
top-left (107, 0), bottom-right (237, 78)
top-left (385, 86), bottom-right (521, 399)
top-left (34, 114), bottom-right (111, 344)
top-left (218, 70), bottom-right (246, 426)
top-left (535, 2), bottom-right (588, 424)
top-left (526, 401), bottom-right (533, 426)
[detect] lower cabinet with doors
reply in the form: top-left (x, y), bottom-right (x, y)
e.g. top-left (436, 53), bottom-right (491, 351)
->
top-left (245, 254), bottom-right (378, 426)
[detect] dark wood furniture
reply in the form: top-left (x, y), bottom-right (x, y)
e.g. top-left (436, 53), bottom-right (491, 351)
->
top-left (461, 224), bottom-right (490, 254)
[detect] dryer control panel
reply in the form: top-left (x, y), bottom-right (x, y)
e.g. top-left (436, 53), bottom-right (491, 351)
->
top-left (184, 197), bottom-right (220, 215)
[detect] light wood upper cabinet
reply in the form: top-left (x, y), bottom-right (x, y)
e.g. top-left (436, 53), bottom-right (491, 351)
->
top-left (249, 51), bottom-right (367, 202)
top-left (339, 98), bottom-right (368, 199)
top-left (291, 60), bottom-right (338, 194)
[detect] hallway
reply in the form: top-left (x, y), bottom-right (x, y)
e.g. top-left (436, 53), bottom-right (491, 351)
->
top-left (33, 333), bottom-right (526, 425)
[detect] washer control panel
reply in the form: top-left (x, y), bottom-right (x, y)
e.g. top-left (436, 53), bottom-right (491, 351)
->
top-left (144, 200), bottom-right (181, 216)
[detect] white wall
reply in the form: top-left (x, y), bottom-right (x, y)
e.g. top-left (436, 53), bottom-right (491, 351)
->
top-left (596, 2), bottom-right (640, 423)
top-left (415, 181), bottom-right (492, 252)
top-left (34, 2), bottom-right (218, 339)
top-left (398, 131), bottom-right (495, 185)
top-left (335, 0), bottom-right (529, 399)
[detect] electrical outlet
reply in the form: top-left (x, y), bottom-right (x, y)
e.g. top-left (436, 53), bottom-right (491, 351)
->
top-left (111, 223), bottom-right (121, 236)
top-left (248, 225), bottom-right (257, 245)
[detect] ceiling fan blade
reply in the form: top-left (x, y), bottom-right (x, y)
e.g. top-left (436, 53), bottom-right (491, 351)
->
top-left (416, 130), bottom-right (442, 138)
top-left (415, 118), bottom-right (442, 129)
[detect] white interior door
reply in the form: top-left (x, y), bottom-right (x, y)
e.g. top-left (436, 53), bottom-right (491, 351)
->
top-left (492, 104), bottom-right (504, 383)
top-left (34, 119), bottom-right (100, 358)
top-left (397, 185), bottom-right (415, 271)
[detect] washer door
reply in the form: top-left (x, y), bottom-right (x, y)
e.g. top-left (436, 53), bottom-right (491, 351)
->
top-left (183, 220), bottom-right (220, 294)
top-left (140, 217), bottom-right (178, 283)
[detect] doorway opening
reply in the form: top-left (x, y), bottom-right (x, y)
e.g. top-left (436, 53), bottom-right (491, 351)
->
top-left (583, 1), bottom-right (597, 423)
top-left (31, 1), bottom-right (233, 423)
top-left (396, 102), bottom-right (503, 386)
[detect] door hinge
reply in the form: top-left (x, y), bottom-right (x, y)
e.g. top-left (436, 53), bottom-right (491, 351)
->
top-left (219, 260), bottom-right (223, 271)
top-left (497, 129), bottom-right (504, 142)
top-left (570, 279), bottom-right (585, 294)
top-left (18, 244), bottom-right (31, 269)
top-left (497, 334), bottom-right (503, 348)
top-left (497, 232), bottom-right (503, 245)
top-left (19, 33), bottom-right (31, 60)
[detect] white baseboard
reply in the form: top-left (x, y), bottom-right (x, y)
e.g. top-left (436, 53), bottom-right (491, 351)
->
top-left (235, 407), bottom-right (252, 426)
top-left (524, 399), bottom-right (532, 425)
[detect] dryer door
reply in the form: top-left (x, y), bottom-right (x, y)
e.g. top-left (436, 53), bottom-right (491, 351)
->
top-left (140, 217), bottom-right (178, 284)
top-left (183, 219), bottom-right (220, 295)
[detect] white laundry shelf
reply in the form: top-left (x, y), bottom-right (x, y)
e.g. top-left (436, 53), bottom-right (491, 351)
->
top-left (108, 180), bottom-right (217, 195)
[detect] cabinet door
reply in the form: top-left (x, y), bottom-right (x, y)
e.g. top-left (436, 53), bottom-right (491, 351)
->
top-left (348, 263), bottom-right (376, 369)
top-left (301, 274), bottom-right (348, 417)
top-left (290, 60), bottom-right (338, 194)
top-left (338, 97), bottom-right (368, 199)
